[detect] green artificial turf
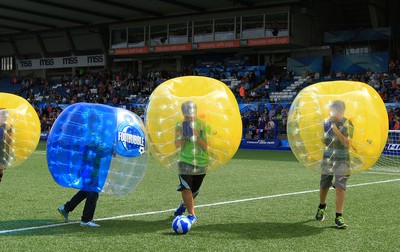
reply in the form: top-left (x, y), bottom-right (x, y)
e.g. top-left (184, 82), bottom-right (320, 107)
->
top-left (0, 143), bottom-right (399, 251)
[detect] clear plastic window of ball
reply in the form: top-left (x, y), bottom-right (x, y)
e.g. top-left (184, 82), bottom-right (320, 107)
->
top-left (287, 81), bottom-right (388, 175)
top-left (145, 76), bottom-right (242, 175)
top-left (0, 93), bottom-right (41, 169)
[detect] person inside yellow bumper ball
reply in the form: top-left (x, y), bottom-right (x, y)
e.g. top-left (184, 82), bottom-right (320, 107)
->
top-left (145, 76), bottom-right (242, 227)
top-left (0, 108), bottom-right (13, 183)
top-left (287, 80), bottom-right (388, 229)
top-left (174, 101), bottom-right (209, 225)
top-left (316, 100), bottom-right (354, 229)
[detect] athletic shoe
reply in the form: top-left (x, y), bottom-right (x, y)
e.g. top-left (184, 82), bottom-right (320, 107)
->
top-left (335, 216), bottom-right (348, 229)
top-left (80, 221), bottom-right (100, 227)
top-left (315, 205), bottom-right (327, 221)
top-left (174, 202), bottom-right (186, 216)
top-left (187, 214), bottom-right (197, 225)
top-left (58, 205), bottom-right (69, 223)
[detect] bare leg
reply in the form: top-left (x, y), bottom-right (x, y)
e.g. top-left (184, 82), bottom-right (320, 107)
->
top-left (182, 189), bottom-right (195, 216)
top-left (319, 187), bottom-right (329, 205)
top-left (335, 187), bottom-right (345, 214)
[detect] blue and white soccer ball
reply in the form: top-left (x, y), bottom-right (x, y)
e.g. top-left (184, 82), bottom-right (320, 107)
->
top-left (172, 215), bottom-right (192, 234)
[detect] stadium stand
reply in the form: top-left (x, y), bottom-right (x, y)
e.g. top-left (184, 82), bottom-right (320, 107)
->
top-left (0, 0), bottom-right (399, 147)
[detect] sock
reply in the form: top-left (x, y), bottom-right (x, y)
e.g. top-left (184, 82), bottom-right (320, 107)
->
top-left (336, 213), bottom-right (342, 218)
top-left (0, 172), bottom-right (3, 182)
top-left (318, 203), bottom-right (326, 209)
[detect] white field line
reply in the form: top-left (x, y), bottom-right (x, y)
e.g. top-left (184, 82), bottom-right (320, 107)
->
top-left (1, 178), bottom-right (399, 234)
top-left (364, 171), bottom-right (400, 175)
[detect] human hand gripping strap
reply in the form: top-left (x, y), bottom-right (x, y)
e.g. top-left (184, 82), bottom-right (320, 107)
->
top-left (182, 121), bottom-right (193, 137)
top-left (324, 119), bottom-right (332, 134)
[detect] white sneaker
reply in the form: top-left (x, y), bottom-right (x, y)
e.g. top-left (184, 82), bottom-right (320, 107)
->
top-left (80, 221), bottom-right (100, 227)
top-left (58, 206), bottom-right (69, 223)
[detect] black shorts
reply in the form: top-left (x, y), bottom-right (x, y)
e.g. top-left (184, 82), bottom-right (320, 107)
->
top-left (177, 173), bottom-right (206, 195)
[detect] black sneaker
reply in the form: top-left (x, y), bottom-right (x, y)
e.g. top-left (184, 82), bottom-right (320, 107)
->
top-left (335, 216), bottom-right (348, 229)
top-left (315, 205), bottom-right (327, 221)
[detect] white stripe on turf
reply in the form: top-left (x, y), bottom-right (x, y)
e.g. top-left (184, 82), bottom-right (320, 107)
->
top-left (1, 178), bottom-right (399, 234)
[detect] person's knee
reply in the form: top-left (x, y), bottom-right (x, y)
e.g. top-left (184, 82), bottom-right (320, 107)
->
top-left (87, 192), bottom-right (99, 200)
top-left (333, 175), bottom-right (349, 190)
top-left (334, 184), bottom-right (346, 191)
top-left (192, 189), bottom-right (200, 198)
top-left (182, 188), bottom-right (192, 194)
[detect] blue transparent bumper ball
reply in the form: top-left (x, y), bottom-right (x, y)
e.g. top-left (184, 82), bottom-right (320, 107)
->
top-left (47, 103), bottom-right (147, 195)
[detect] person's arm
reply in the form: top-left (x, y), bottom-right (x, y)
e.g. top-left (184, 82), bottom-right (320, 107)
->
top-left (331, 124), bottom-right (350, 148)
top-left (5, 125), bottom-right (13, 146)
top-left (175, 136), bottom-right (185, 148)
top-left (175, 129), bottom-right (207, 150)
top-left (193, 128), bottom-right (207, 150)
top-left (175, 119), bottom-right (208, 150)
top-left (175, 122), bottom-right (184, 148)
top-left (322, 119), bottom-right (332, 145)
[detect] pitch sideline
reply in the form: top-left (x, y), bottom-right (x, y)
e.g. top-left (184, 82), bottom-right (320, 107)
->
top-left (1, 178), bottom-right (399, 234)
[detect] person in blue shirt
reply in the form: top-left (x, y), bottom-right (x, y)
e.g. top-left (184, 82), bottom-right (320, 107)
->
top-left (57, 112), bottom-right (112, 227)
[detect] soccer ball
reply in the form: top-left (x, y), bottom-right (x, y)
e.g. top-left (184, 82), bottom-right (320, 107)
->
top-left (172, 215), bottom-right (192, 234)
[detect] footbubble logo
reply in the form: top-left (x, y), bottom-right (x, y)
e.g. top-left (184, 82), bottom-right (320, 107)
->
top-left (116, 122), bottom-right (146, 157)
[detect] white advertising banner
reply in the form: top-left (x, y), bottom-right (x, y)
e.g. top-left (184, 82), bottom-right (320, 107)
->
top-left (16, 54), bottom-right (105, 70)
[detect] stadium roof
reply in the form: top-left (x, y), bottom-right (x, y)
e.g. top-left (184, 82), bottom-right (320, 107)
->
top-left (0, 0), bottom-right (304, 36)
top-left (3, 0), bottom-right (395, 37)
top-left (0, 0), bottom-right (398, 58)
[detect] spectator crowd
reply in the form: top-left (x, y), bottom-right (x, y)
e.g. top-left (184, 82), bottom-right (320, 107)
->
top-left (2, 64), bottom-right (400, 139)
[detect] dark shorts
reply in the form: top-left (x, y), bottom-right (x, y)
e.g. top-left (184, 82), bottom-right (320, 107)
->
top-left (176, 162), bottom-right (207, 195)
top-left (320, 174), bottom-right (349, 190)
top-left (320, 158), bottom-right (350, 175)
top-left (320, 158), bottom-right (350, 190)
top-left (177, 174), bottom-right (206, 194)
